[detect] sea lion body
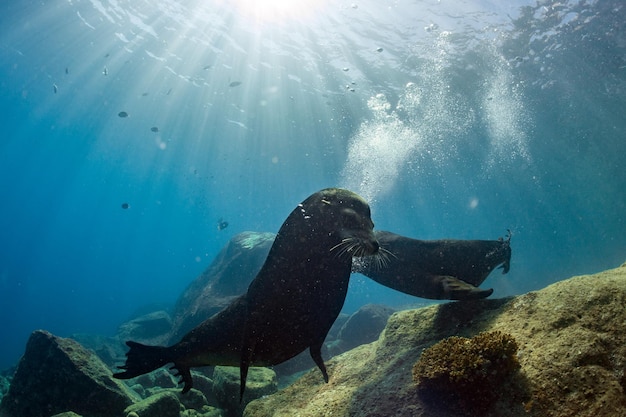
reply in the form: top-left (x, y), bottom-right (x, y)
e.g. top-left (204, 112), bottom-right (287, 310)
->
top-left (355, 231), bottom-right (511, 300)
top-left (114, 188), bottom-right (379, 397)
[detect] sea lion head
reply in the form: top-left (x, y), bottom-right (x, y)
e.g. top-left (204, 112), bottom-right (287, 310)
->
top-left (297, 188), bottom-right (379, 258)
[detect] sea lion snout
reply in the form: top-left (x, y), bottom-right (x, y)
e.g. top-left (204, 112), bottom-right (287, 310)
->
top-left (336, 231), bottom-right (379, 257)
top-left (364, 238), bottom-right (380, 255)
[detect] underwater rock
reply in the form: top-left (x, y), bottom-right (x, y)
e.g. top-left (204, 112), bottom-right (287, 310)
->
top-left (336, 303), bottom-right (395, 351)
top-left (244, 262), bottom-right (626, 417)
top-left (189, 371), bottom-right (218, 406)
top-left (51, 412), bottom-right (83, 417)
top-left (213, 366), bottom-right (277, 417)
top-left (133, 368), bottom-right (179, 394)
top-left (70, 333), bottom-right (126, 368)
top-left (0, 330), bottom-right (136, 417)
top-left (171, 387), bottom-right (210, 411)
top-left (0, 374), bottom-right (9, 404)
top-left (168, 232), bottom-right (275, 343)
top-left (117, 310), bottom-right (172, 345)
top-left (124, 391), bottom-right (180, 417)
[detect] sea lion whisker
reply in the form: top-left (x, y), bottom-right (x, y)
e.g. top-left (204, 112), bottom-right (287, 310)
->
top-left (330, 238), bottom-right (362, 259)
top-left (369, 247), bottom-right (394, 270)
top-left (329, 238), bottom-right (354, 254)
top-left (352, 245), bottom-right (365, 258)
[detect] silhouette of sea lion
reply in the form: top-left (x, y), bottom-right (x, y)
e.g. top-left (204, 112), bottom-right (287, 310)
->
top-left (113, 188), bottom-right (379, 399)
top-left (354, 230), bottom-right (511, 300)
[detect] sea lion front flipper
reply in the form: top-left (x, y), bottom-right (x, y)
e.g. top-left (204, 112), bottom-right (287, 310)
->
top-left (239, 361), bottom-right (249, 402)
top-left (437, 275), bottom-right (494, 300)
top-left (239, 336), bottom-right (254, 402)
top-left (309, 341), bottom-right (329, 383)
top-left (170, 362), bottom-right (193, 393)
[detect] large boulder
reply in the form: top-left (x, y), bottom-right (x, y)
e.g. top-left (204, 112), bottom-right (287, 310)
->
top-left (336, 304), bottom-right (395, 351)
top-left (244, 262), bottom-right (626, 417)
top-left (124, 391), bottom-right (180, 417)
top-left (0, 330), bottom-right (137, 417)
top-left (169, 232), bottom-right (275, 342)
top-left (70, 333), bottom-right (126, 368)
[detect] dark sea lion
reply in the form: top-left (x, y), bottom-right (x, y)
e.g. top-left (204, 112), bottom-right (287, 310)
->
top-left (354, 230), bottom-right (511, 300)
top-left (114, 188), bottom-right (379, 399)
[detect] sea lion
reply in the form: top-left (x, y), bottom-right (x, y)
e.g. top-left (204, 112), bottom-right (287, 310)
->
top-left (113, 188), bottom-right (379, 399)
top-left (354, 230), bottom-right (511, 300)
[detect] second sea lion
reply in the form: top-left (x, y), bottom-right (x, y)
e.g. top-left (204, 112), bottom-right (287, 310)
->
top-left (354, 230), bottom-right (511, 300)
top-left (114, 188), bottom-right (379, 398)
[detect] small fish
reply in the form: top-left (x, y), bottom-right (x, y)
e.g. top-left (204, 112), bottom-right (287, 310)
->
top-left (118, 111), bottom-right (129, 118)
top-left (229, 81), bottom-right (242, 87)
top-left (151, 127), bottom-right (159, 132)
top-left (53, 83), bottom-right (58, 94)
top-left (121, 203), bottom-right (130, 209)
top-left (217, 218), bottom-right (229, 231)
top-left (103, 66), bottom-right (108, 76)
top-left (65, 67), bottom-right (69, 74)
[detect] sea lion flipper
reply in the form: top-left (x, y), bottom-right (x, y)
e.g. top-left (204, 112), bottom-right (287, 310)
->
top-left (170, 363), bottom-right (193, 393)
top-left (309, 342), bottom-right (329, 383)
top-left (113, 341), bottom-right (171, 380)
top-left (438, 276), bottom-right (494, 300)
top-left (239, 360), bottom-right (249, 402)
top-left (239, 334), bottom-right (254, 402)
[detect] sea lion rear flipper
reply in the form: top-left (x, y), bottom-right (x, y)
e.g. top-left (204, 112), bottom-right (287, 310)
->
top-left (113, 341), bottom-right (171, 380)
top-left (438, 276), bottom-right (493, 300)
top-left (170, 363), bottom-right (193, 393)
top-left (309, 342), bottom-right (329, 383)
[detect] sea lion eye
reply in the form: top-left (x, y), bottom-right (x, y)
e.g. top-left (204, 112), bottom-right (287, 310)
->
top-left (341, 209), bottom-right (364, 229)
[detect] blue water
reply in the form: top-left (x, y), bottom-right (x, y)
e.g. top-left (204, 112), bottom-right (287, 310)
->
top-left (0, 0), bottom-right (624, 371)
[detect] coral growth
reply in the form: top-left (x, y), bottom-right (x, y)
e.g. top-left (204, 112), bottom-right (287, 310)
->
top-left (412, 331), bottom-right (521, 414)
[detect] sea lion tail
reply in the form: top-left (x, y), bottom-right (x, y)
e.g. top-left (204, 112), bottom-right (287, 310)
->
top-left (113, 340), bottom-right (173, 381)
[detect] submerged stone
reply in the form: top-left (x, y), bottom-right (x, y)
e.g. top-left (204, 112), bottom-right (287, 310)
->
top-left (244, 263), bottom-right (626, 417)
top-left (214, 366), bottom-right (276, 417)
top-left (0, 330), bottom-right (136, 417)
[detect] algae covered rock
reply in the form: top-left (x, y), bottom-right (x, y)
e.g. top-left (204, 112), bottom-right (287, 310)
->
top-left (244, 263), bottom-right (626, 417)
top-left (0, 330), bottom-right (137, 417)
top-left (412, 331), bottom-right (522, 414)
top-left (133, 368), bottom-right (179, 393)
top-left (124, 391), bottom-right (180, 417)
top-left (213, 366), bottom-right (277, 417)
top-left (50, 412), bottom-right (83, 417)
